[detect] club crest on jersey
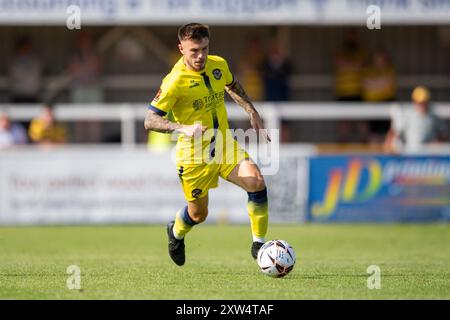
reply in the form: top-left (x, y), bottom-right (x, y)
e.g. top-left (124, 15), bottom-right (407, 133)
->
top-left (153, 88), bottom-right (162, 102)
top-left (212, 69), bottom-right (222, 80)
top-left (191, 188), bottom-right (202, 199)
top-left (192, 99), bottom-right (204, 111)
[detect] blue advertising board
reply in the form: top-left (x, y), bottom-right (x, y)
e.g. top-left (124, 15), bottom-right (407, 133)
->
top-left (308, 155), bottom-right (450, 222)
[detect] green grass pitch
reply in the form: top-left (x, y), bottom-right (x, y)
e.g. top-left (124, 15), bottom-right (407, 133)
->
top-left (0, 224), bottom-right (449, 299)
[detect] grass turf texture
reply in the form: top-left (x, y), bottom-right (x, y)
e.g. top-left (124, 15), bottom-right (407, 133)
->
top-left (0, 224), bottom-right (449, 299)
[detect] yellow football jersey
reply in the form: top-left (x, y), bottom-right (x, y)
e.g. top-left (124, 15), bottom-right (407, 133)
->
top-left (149, 55), bottom-right (235, 165)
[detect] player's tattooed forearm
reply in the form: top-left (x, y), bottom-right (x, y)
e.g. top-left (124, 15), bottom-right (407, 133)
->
top-left (225, 80), bottom-right (258, 115)
top-left (144, 111), bottom-right (181, 133)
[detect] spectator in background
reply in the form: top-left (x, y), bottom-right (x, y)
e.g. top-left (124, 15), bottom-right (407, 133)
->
top-left (237, 35), bottom-right (265, 101)
top-left (362, 48), bottom-right (397, 102)
top-left (362, 48), bottom-right (397, 142)
top-left (0, 112), bottom-right (28, 149)
top-left (334, 29), bottom-right (368, 143)
top-left (68, 31), bottom-right (103, 143)
top-left (8, 36), bottom-right (43, 103)
top-left (68, 31), bottom-right (104, 103)
top-left (28, 104), bottom-right (67, 145)
top-left (384, 86), bottom-right (449, 154)
top-left (263, 39), bottom-right (292, 101)
top-left (334, 28), bottom-right (366, 101)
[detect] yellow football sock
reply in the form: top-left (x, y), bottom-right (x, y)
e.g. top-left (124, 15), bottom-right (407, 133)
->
top-left (173, 206), bottom-right (197, 239)
top-left (247, 188), bottom-right (269, 241)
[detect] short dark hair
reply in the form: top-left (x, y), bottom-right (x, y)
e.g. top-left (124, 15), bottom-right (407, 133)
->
top-left (178, 23), bottom-right (209, 42)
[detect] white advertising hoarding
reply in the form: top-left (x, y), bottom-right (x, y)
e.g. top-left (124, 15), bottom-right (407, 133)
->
top-left (0, 146), bottom-right (309, 225)
top-left (0, 0), bottom-right (450, 25)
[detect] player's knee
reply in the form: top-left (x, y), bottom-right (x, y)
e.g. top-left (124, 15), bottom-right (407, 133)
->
top-left (245, 176), bottom-right (266, 193)
top-left (189, 208), bottom-right (208, 223)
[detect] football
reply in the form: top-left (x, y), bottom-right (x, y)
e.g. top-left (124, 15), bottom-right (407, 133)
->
top-left (257, 240), bottom-right (296, 278)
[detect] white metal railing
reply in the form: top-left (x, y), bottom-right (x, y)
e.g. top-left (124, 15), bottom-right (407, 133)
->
top-left (1, 102), bottom-right (450, 145)
top-left (2, 74), bottom-right (450, 91)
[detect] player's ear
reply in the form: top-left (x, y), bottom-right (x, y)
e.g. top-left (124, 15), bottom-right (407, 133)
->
top-left (178, 43), bottom-right (183, 55)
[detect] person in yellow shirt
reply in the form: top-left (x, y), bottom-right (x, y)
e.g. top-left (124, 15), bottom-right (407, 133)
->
top-left (28, 104), bottom-right (67, 144)
top-left (237, 35), bottom-right (265, 101)
top-left (362, 49), bottom-right (397, 141)
top-left (144, 23), bottom-right (271, 266)
top-left (362, 49), bottom-right (397, 102)
top-left (334, 29), bottom-right (366, 101)
top-left (334, 29), bottom-right (368, 143)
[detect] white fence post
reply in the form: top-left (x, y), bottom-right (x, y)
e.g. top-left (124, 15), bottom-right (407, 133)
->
top-left (120, 104), bottom-right (136, 147)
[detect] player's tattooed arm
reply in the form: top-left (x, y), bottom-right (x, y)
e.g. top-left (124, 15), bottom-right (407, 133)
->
top-left (144, 110), bottom-right (207, 137)
top-left (225, 80), bottom-right (258, 115)
top-left (144, 110), bottom-right (181, 133)
top-left (226, 80), bottom-right (271, 142)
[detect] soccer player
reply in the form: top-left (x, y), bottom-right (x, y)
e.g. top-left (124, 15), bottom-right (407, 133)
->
top-left (144, 23), bottom-right (271, 266)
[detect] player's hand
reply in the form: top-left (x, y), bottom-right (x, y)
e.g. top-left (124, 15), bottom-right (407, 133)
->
top-left (250, 112), bottom-right (271, 143)
top-left (178, 123), bottom-right (207, 138)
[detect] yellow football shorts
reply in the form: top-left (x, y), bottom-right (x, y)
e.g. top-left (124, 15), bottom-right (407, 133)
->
top-left (177, 140), bottom-right (249, 202)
